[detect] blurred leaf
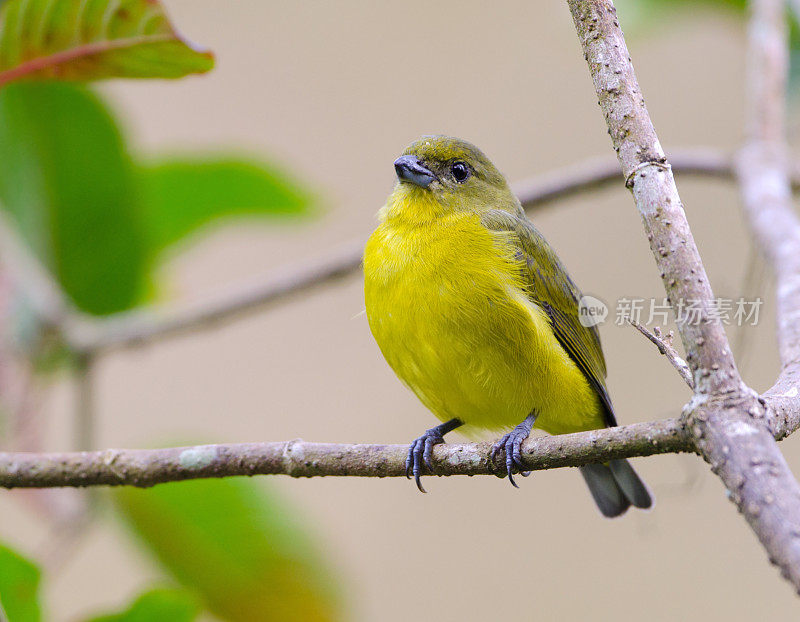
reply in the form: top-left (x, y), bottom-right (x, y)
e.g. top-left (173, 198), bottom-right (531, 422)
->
top-left (615, 0), bottom-right (744, 33)
top-left (113, 478), bottom-right (342, 622)
top-left (616, 1), bottom-right (800, 93)
top-left (0, 82), bottom-right (147, 315)
top-left (0, 542), bottom-right (42, 622)
top-left (138, 158), bottom-right (315, 258)
top-left (86, 587), bottom-right (199, 622)
top-left (0, 0), bottom-right (213, 87)
top-left (650, 0), bottom-right (744, 9)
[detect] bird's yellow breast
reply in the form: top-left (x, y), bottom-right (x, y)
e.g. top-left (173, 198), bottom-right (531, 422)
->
top-left (363, 206), bottom-right (604, 437)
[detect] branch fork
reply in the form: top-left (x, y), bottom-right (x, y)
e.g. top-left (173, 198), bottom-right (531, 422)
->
top-left (568, 0), bottom-right (800, 590)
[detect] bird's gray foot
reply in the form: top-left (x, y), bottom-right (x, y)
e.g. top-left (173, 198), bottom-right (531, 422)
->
top-left (491, 412), bottom-right (537, 488)
top-left (405, 418), bottom-right (462, 493)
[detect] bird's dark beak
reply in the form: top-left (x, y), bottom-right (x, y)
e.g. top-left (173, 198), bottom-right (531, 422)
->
top-left (394, 155), bottom-right (437, 188)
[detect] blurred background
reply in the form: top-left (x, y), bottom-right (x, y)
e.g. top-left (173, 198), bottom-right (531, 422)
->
top-left (1, 0), bottom-right (799, 620)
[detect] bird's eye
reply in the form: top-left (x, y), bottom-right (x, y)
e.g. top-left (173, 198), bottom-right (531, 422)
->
top-left (451, 161), bottom-right (470, 182)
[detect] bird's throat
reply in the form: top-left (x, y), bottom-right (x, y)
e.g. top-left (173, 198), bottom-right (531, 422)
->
top-left (383, 184), bottom-right (448, 225)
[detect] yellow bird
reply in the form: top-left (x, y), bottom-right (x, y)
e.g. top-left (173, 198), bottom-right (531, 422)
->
top-left (363, 136), bottom-right (652, 517)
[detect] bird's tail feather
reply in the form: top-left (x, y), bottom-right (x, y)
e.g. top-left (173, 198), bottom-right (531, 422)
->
top-left (580, 459), bottom-right (652, 518)
top-left (609, 459), bottom-right (653, 509)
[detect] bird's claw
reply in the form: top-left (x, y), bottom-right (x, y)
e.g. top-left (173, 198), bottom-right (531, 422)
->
top-left (405, 428), bottom-right (446, 493)
top-left (490, 427), bottom-right (531, 488)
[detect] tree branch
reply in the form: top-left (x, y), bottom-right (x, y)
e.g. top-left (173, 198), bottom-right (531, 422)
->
top-left (570, 2), bottom-right (738, 385)
top-left (65, 239), bottom-right (366, 353)
top-left (569, 0), bottom-right (800, 592)
top-left (738, 0), bottom-right (800, 443)
top-left (0, 419), bottom-right (690, 488)
top-left (0, 146), bottom-right (792, 358)
top-left (55, 149), bottom-right (743, 355)
top-left (513, 148), bottom-right (733, 206)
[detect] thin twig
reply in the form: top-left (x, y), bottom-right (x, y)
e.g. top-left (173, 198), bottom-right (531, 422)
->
top-left (627, 319), bottom-right (693, 388)
top-left (0, 418), bottom-right (689, 488)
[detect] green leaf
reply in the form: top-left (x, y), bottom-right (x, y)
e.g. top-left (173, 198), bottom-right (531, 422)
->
top-left (85, 588), bottom-right (199, 622)
top-left (138, 157), bottom-right (315, 258)
top-left (614, 0), bottom-right (745, 33)
top-left (0, 542), bottom-right (42, 622)
top-left (0, 0), bottom-right (213, 87)
top-left (0, 82), bottom-right (147, 315)
top-left (617, 1), bottom-right (800, 93)
top-left (113, 478), bottom-right (342, 622)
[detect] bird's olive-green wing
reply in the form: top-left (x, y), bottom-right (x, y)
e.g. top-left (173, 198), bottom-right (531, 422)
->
top-left (480, 209), bottom-right (617, 427)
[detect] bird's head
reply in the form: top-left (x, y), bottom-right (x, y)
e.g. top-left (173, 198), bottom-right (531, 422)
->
top-left (384, 136), bottom-right (520, 222)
